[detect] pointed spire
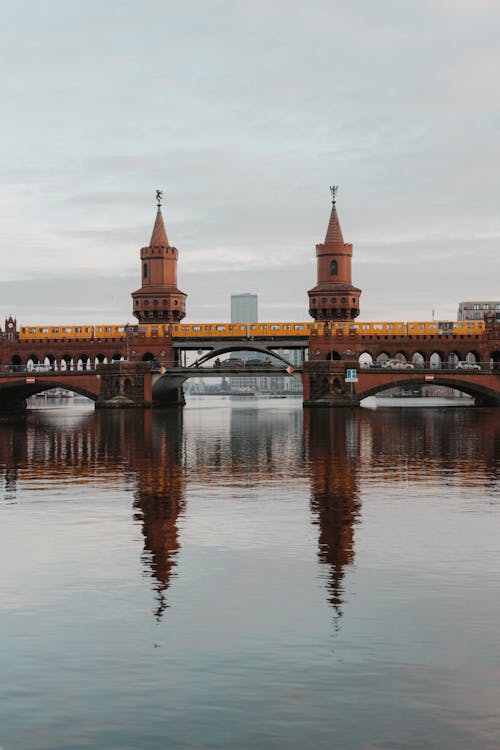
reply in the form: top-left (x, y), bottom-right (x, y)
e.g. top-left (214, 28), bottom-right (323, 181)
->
top-left (325, 185), bottom-right (344, 244)
top-left (149, 208), bottom-right (169, 247)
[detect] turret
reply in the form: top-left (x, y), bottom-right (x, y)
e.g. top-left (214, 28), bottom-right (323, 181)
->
top-left (132, 191), bottom-right (187, 323)
top-left (307, 187), bottom-right (361, 321)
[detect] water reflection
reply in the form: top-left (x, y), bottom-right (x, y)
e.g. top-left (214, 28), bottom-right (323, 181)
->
top-left (130, 412), bottom-right (185, 620)
top-left (1, 404), bottom-right (498, 629)
top-left (304, 410), bottom-right (362, 627)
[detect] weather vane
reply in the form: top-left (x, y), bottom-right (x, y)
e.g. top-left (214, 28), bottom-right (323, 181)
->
top-left (330, 185), bottom-right (339, 204)
top-left (156, 189), bottom-right (163, 208)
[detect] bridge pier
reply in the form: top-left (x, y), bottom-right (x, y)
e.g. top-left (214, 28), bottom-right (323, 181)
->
top-left (0, 395), bottom-right (27, 412)
top-left (302, 362), bottom-right (359, 408)
top-left (96, 362), bottom-right (155, 409)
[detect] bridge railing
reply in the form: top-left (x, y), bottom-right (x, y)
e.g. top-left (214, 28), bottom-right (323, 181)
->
top-left (0, 361), bottom-right (162, 375)
top-left (360, 362), bottom-right (496, 372)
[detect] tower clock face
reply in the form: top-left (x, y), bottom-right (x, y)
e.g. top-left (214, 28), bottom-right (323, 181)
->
top-left (7, 322), bottom-right (13, 329)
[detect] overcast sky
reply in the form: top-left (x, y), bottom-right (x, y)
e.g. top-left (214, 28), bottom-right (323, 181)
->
top-left (0, 0), bottom-right (498, 325)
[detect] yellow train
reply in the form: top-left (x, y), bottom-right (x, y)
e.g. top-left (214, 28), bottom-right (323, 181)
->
top-left (16, 320), bottom-right (486, 342)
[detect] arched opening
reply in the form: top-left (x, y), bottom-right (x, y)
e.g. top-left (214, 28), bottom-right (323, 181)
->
top-left (412, 352), bottom-right (425, 368)
top-left (330, 260), bottom-right (338, 276)
top-left (43, 354), bottom-right (56, 371)
top-left (61, 354), bottom-right (73, 371)
top-left (376, 352), bottom-right (391, 365)
top-left (326, 350), bottom-right (342, 361)
top-left (11, 355), bottom-right (22, 371)
top-left (394, 351), bottom-right (411, 364)
top-left (490, 350), bottom-right (500, 370)
top-left (359, 352), bottom-right (373, 368)
top-left (78, 354), bottom-right (90, 371)
top-left (27, 354), bottom-right (39, 371)
top-left (95, 354), bottom-right (107, 366)
top-left (123, 378), bottom-right (134, 399)
top-left (430, 352), bottom-right (443, 369)
top-left (111, 352), bottom-right (123, 363)
top-left (464, 350), bottom-right (481, 365)
top-left (142, 352), bottom-right (155, 362)
top-left (448, 351), bottom-right (460, 368)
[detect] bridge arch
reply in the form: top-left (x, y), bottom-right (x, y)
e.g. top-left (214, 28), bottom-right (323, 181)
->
top-left (191, 344), bottom-right (295, 368)
top-left (0, 377), bottom-right (100, 404)
top-left (356, 373), bottom-right (499, 406)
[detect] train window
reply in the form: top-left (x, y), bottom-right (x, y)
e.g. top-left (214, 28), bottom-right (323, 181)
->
top-left (270, 325), bottom-right (280, 331)
top-left (105, 327), bottom-right (112, 332)
top-left (387, 324), bottom-right (394, 330)
top-left (240, 325), bottom-right (246, 331)
top-left (429, 324), bottom-right (438, 330)
top-left (117, 327), bottom-right (124, 333)
top-left (216, 325), bottom-right (225, 331)
top-left (250, 325), bottom-right (257, 331)
top-left (294, 325), bottom-right (304, 330)
top-left (373, 324), bottom-right (383, 330)
top-left (41, 328), bottom-right (48, 333)
top-left (419, 324), bottom-right (425, 331)
top-left (63, 327), bottom-right (72, 333)
top-left (192, 326), bottom-right (201, 331)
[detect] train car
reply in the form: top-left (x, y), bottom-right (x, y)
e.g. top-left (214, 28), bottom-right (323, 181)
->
top-left (18, 325), bottom-right (95, 341)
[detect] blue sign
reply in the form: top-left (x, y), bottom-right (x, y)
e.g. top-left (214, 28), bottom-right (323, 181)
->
top-left (346, 369), bottom-right (358, 383)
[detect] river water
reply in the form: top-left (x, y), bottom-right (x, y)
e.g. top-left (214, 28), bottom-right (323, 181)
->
top-left (1, 397), bottom-right (499, 750)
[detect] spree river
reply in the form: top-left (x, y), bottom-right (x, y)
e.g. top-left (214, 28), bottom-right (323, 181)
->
top-left (1, 397), bottom-right (499, 750)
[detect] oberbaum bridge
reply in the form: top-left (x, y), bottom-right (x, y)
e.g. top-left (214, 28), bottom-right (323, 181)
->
top-left (0, 188), bottom-right (499, 410)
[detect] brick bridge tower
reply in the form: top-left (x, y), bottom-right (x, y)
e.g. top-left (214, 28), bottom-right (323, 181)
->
top-left (308, 186), bottom-right (361, 321)
top-left (132, 191), bottom-right (187, 323)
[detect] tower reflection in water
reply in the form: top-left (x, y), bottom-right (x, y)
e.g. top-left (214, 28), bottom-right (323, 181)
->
top-left (120, 411), bottom-right (186, 621)
top-left (304, 410), bottom-right (362, 627)
top-left (0, 406), bottom-right (363, 625)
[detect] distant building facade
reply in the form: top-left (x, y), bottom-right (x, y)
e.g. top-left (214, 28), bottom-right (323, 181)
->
top-left (458, 301), bottom-right (500, 322)
top-left (231, 293), bottom-right (258, 323)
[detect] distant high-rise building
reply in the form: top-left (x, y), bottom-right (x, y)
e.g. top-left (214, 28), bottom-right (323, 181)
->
top-left (457, 300), bottom-right (500, 321)
top-left (231, 293), bottom-right (258, 323)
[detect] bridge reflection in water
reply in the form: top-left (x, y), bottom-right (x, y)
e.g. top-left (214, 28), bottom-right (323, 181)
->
top-left (0, 404), bottom-right (498, 625)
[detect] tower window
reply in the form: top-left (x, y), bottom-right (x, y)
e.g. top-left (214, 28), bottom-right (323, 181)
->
top-left (143, 263), bottom-right (148, 278)
top-left (330, 260), bottom-right (338, 275)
